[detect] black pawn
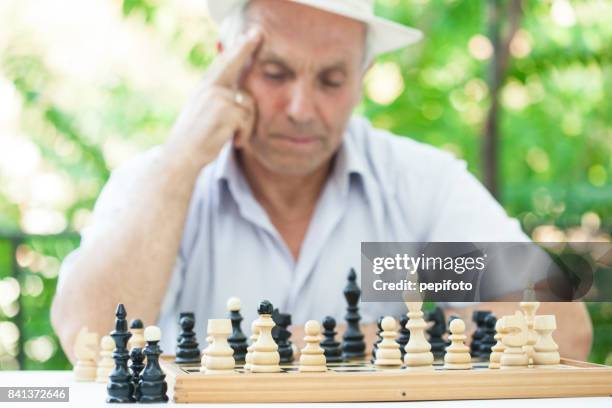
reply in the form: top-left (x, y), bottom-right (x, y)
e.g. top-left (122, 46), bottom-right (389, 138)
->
top-left (396, 314), bottom-right (410, 359)
top-left (320, 316), bottom-right (342, 363)
top-left (478, 314), bottom-right (497, 359)
top-left (130, 318), bottom-right (143, 331)
top-left (370, 316), bottom-right (384, 363)
top-left (272, 310), bottom-right (294, 363)
top-left (130, 347), bottom-right (145, 401)
top-left (341, 268), bottom-right (365, 360)
top-left (175, 312), bottom-right (200, 364)
top-left (106, 304), bottom-right (135, 403)
top-left (139, 329), bottom-right (168, 403)
top-left (228, 301), bottom-right (248, 363)
top-left (471, 310), bottom-right (491, 357)
top-left (425, 306), bottom-right (447, 359)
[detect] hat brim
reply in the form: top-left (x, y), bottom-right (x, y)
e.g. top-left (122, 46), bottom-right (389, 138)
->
top-left (206, 0), bottom-right (423, 56)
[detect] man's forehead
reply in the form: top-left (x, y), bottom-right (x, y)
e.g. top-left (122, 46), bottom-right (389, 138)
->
top-left (245, 0), bottom-right (366, 66)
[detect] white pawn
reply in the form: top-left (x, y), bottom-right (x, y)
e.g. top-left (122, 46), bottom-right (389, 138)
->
top-left (500, 311), bottom-right (529, 369)
top-left (251, 301), bottom-right (281, 373)
top-left (202, 319), bottom-right (235, 375)
top-left (244, 321), bottom-right (260, 371)
top-left (299, 320), bottom-right (327, 372)
top-left (403, 302), bottom-right (434, 370)
top-left (533, 315), bottom-right (560, 367)
top-left (73, 327), bottom-right (99, 381)
top-left (444, 318), bottom-right (472, 369)
top-left (95, 335), bottom-right (114, 383)
top-left (375, 317), bottom-right (402, 367)
top-left (489, 318), bottom-right (507, 369)
top-left (200, 335), bottom-right (213, 370)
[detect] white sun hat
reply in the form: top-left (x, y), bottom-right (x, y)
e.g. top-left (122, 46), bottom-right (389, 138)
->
top-left (205, 0), bottom-right (423, 56)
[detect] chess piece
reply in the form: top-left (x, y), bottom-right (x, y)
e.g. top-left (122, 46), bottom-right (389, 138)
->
top-left (96, 335), bottom-right (114, 383)
top-left (445, 315), bottom-right (460, 347)
top-left (533, 315), bottom-right (560, 367)
top-left (74, 327), bottom-right (99, 382)
top-left (203, 319), bottom-right (235, 374)
top-left (425, 306), bottom-right (446, 359)
top-left (444, 318), bottom-right (472, 369)
top-left (130, 347), bottom-right (145, 401)
top-left (106, 304), bottom-right (135, 403)
top-left (403, 302), bottom-right (434, 369)
top-left (176, 312), bottom-right (200, 364)
top-left (470, 310), bottom-right (491, 357)
top-left (299, 320), bottom-right (327, 372)
top-left (341, 268), bottom-right (365, 360)
top-left (396, 314), bottom-right (410, 359)
top-left (320, 316), bottom-right (343, 363)
top-left (479, 314), bottom-right (497, 359)
top-left (244, 321), bottom-right (259, 371)
top-left (375, 316), bottom-right (402, 367)
top-left (251, 300), bottom-right (281, 373)
top-left (128, 319), bottom-right (145, 350)
top-left (200, 335), bottom-right (213, 370)
top-left (273, 311), bottom-right (294, 363)
top-left (371, 316), bottom-right (384, 363)
top-left (139, 326), bottom-right (169, 403)
top-left (500, 311), bottom-right (529, 369)
top-left (227, 297), bottom-right (248, 362)
top-left (489, 318), bottom-right (507, 369)
top-left (520, 298), bottom-right (540, 366)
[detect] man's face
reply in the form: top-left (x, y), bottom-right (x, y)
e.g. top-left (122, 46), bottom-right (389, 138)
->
top-left (240, 0), bottom-right (367, 176)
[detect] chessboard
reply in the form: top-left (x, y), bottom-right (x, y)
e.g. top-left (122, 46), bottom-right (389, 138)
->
top-left (161, 356), bottom-right (612, 403)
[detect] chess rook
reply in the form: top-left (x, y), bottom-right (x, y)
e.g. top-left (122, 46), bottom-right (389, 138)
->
top-left (203, 319), bottom-right (235, 375)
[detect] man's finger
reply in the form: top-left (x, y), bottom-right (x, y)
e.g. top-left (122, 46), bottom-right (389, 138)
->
top-left (212, 28), bottom-right (263, 88)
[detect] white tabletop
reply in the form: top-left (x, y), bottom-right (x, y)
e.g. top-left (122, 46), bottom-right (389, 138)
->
top-left (0, 371), bottom-right (610, 407)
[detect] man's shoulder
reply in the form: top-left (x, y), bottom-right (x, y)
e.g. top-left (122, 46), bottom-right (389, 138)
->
top-left (347, 116), bottom-right (465, 187)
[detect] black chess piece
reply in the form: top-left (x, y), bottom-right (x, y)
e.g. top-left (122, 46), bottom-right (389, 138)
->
top-left (139, 328), bottom-right (168, 403)
top-left (371, 316), bottom-right (384, 363)
top-left (130, 318), bottom-right (143, 331)
top-left (396, 314), bottom-right (410, 359)
top-left (106, 303), bottom-right (135, 403)
top-left (425, 306), bottom-right (447, 359)
top-left (341, 268), bottom-right (365, 360)
top-left (471, 310), bottom-right (491, 357)
top-left (130, 347), bottom-right (145, 401)
top-left (175, 312), bottom-right (200, 364)
top-left (228, 302), bottom-right (248, 363)
top-left (320, 316), bottom-right (342, 363)
top-left (272, 310), bottom-right (294, 363)
top-left (478, 314), bottom-right (497, 359)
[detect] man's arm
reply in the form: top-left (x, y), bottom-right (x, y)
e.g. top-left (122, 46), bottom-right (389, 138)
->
top-left (51, 29), bottom-right (263, 362)
top-left (446, 302), bottom-right (593, 360)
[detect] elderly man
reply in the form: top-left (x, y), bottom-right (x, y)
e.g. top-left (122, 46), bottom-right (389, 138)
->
top-left (52, 0), bottom-right (591, 360)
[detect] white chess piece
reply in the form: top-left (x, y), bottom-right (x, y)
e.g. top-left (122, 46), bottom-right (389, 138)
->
top-left (244, 322), bottom-right (259, 371)
top-left (375, 316), bottom-right (402, 367)
top-left (488, 318), bottom-right (507, 369)
top-left (500, 311), bottom-right (529, 369)
top-left (533, 315), bottom-right (560, 367)
top-left (199, 335), bottom-right (213, 371)
top-left (203, 319), bottom-right (235, 375)
top-left (95, 335), bottom-right (114, 383)
top-left (520, 290), bottom-right (540, 366)
top-left (444, 318), bottom-right (472, 370)
top-left (251, 303), bottom-right (281, 373)
top-left (73, 327), bottom-right (99, 381)
top-left (299, 320), bottom-right (327, 372)
top-left (403, 302), bottom-right (434, 370)
top-left (129, 326), bottom-right (145, 351)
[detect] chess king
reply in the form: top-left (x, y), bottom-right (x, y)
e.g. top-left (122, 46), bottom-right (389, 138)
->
top-left (51, 0), bottom-right (592, 361)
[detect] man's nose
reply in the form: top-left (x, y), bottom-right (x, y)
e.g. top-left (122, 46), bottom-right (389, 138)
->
top-left (286, 80), bottom-right (316, 125)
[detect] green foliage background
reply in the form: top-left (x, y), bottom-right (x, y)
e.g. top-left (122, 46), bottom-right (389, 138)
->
top-left (0, 0), bottom-right (610, 370)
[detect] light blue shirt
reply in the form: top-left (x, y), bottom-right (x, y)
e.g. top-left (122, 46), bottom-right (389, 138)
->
top-left (59, 116), bottom-right (527, 350)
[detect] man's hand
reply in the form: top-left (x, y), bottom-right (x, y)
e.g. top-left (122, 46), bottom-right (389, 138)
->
top-left (165, 28), bottom-right (263, 171)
